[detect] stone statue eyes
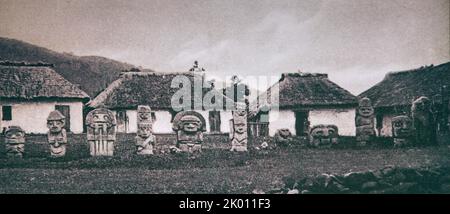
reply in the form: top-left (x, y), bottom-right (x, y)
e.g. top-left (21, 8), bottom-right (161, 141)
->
top-left (328, 130), bottom-right (334, 135)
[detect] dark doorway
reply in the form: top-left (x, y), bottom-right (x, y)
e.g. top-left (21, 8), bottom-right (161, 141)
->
top-left (295, 111), bottom-right (309, 136)
top-left (116, 110), bottom-right (128, 133)
top-left (55, 105), bottom-right (70, 132)
top-left (209, 111), bottom-right (221, 133)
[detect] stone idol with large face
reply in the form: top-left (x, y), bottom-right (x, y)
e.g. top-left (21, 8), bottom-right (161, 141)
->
top-left (136, 105), bottom-right (155, 155)
top-left (230, 102), bottom-right (248, 152)
top-left (392, 115), bottom-right (414, 147)
top-left (411, 96), bottom-right (436, 145)
top-left (86, 108), bottom-right (116, 156)
top-left (309, 125), bottom-right (339, 147)
top-left (355, 97), bottom-right (376, 146)
top-left (274, 128), bottom-right (293, 146)
top-left (4, 126), bottom-right (26, 158)
top-left (172, 111), bottom-right (206, 153)
top-left (47, 110), bottom-right (68, 158)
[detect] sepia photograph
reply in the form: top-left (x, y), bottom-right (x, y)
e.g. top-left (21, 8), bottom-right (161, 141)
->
top-left (0, 0), bottom-right (449, 208)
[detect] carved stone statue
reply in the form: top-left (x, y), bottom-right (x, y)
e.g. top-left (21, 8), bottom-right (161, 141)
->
top-left (86, 108), bottom-right (116, 156)
top-left (274, 128), bottom-right (293, 146)
top-left (136, 105), bottom-right (154, 155)
top-left (391, 115), bottom-right (414, 147)
top-left (4, 126), bottom-right (25, 158)
top-left (309, 124), bottom-right (339, 147)
top-left (411, 96), bottom-right (436, 145)
top-left (355, 97), bottom-right (376, 146)
top-left (230, 102), bottom-right (248, 152)
top-left (172, 111), bottom-right (206, 153)
top-left (47, 110), bottom-right (68, 158)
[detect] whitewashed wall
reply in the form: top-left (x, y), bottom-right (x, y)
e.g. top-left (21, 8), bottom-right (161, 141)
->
top-left (0, 100), bottom-right (84, 134)
top-left (220, 111), bottom-right (232, 133)
top-left (118, 110), bottom-right (232, 134)
top-left (268, 107), bottom-right (356, 136)
top-left (268, 110), bottom-right (296, 136)
top-left (309, 108), bottom-right (356, 136)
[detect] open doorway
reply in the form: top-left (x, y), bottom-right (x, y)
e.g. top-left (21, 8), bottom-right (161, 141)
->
top-left (295, 111), bottom-right (309, 136)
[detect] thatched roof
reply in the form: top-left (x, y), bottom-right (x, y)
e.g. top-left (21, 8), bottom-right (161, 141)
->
top-left (0, 62), bottom-right (90, 101)
top-left (88, 71), bottom-right (234, 110)
top-left (255, 73), bottom-right (357, 109)
top-left (358, 61), bottom-right (450, 109)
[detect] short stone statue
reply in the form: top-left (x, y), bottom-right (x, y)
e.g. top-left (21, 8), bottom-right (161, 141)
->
top-left (136, 105), bottom-right (154, 155)
top-left (230, 102), bottom-right (248, 152)
top-left (4, 126), bottom-right (25, 158)
top-left (47, 110), bottom-right (68, 158)
top-left (86, 108), bottom-right (116, 156)
top-left (355, 97), bottom-right (375, 146)
top-left (309, 124), bottom-right (339, 147)
top-left (172, 111), bottom-right (206, 153)
top-left (274, 128), bottom-right (293, 146)
top-left (411, 96), bottom-right (436, 145)
top-left (391, 115), bottom-right (414, 147)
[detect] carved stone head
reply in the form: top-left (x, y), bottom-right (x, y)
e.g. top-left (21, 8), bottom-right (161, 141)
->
top-left (357, 97), bottom-right (374, 117)
top-left (137, 123), bottom-right (152, 138)
top-left (172, 111), bottom-right (206, 133)
top-left (5, 126), bottom-right (25, 144)
top-left (86, 108), bottom-right (116, 128)
top-left (137, 105), bottom-right (152, 122)
top-left (309, 124), bottom-right (339, 146)
top-left (412, 96), bottom-right (431, 114)
top-left (47, 110), bottom-right (65, 133)
top-left (277, 128), bottom-right (292, 139)
top-left (392, 115), bottom-right (413, 138)
top-left (234, 102), bottom-right (247, 117)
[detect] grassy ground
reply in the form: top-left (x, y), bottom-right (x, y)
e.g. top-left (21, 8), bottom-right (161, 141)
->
top-left (0, 134), bottom-right (449, 193)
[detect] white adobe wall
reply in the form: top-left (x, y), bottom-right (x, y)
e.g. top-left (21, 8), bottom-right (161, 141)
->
top-left (220, 111), bottom-right (232, 133)
top-left (309, 108), bottom-right (355, 136)
top-left (120, 110), bottom-right (231, 134)
top-left (0, 100), bottom-right (84, 134)
top-left (267, 108), bottom-right (356, 136)
top-left (268, 110), bottom-right (296, 136)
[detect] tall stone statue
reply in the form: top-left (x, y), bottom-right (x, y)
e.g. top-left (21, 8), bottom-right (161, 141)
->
top-left (136, 105), bottom-right (155, 155)
top-left (172, 111), bottom-right (206, 153)
top-left (4, 126), bottom-right (25, 158)
top-left (309, 124), bottom-right (339, 147)
top-left (411, 96), bottom-right (436, 145)
top-left (230, 102), bottom-right (248, 152)
top-left (47, 110), bottom-right (68, 158)
top-left (391, 115), bottom-right (414, 147)
top-left (355, 97), bottom-right (376, 146)
top-left (86, 108), bottom-right (116, 156)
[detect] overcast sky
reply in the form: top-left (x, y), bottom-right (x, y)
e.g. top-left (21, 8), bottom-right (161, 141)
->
top-left (0, 0), bottom-right (449, 94)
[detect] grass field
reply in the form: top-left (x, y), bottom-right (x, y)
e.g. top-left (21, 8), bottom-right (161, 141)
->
top-left (0, 134), bottom-right (449, 193)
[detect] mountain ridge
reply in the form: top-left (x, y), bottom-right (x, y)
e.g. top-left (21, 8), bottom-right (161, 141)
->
top-left (0, 37), bottom-right (154, 97)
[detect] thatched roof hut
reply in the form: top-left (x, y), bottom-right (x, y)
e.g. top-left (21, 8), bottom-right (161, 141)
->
top-left (0, 62), bottom-right (89, 101)
top-left (88, 71), bottom-right (234, 110)
top-left (0, 61), bottom-right (90, 134)
top-left (255, 72), bottom-right (357, 110)
top-left (251, 72), bottom-right (358, 137)
top-left (358, 61), bottom-right (450, 111)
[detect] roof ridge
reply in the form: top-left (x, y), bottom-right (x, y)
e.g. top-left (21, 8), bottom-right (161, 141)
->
top-left (88, 76), bottom-right (125, 108)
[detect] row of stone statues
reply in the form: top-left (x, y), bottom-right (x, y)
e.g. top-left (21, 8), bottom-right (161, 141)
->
top-left (273, 95), bottom-right (448, 147)
top-left (392, 96), bottom-right (440, 147)
top-left (3, 96), bottom-right (446, 157)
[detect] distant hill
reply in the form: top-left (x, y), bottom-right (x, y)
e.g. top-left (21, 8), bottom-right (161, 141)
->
top-left (0, 37), bottom-right (153, 97)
